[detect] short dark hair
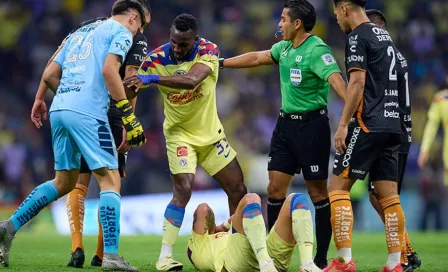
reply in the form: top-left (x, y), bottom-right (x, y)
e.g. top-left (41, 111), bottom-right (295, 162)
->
top-left (333, 0), bottom-right (367, 8)
top-left (112, 0), bottom-right (146, 26)
top-left (172, 13), bottom-right (198, 33)
top-left (366, 9), bottom-right (387, 28)
top-left (135, 0), bottom-right (151, 15)
top-left (284, 0), bottom-right (316, 32)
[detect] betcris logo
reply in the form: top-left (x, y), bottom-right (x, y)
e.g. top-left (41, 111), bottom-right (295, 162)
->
top-left (50, 190), bottom-right (230, 236)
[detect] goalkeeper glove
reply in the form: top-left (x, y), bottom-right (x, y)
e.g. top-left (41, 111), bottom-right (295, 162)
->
top-left (115, 99), bottom-right (146, 147)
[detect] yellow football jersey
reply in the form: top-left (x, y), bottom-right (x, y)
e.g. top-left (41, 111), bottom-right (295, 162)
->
top-left (421, 89), bottom-right (448, 170)
top-left (138, 38), bottom-right (224, 146)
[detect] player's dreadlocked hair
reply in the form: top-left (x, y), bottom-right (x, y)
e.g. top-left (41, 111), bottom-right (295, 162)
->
top-left (172, 13), bottom-right (198, 33)
top-left (112, 0), bottom-right (146, 26)
top-left (366, 9), bottom-right (387, 28)
top-left (333, 0), bottom-right (367, 8)
top-left (284, 0), bottom-right (316, 32)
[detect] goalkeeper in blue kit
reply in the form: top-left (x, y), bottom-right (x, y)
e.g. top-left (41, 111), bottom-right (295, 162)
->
top-left (0, 1), bottom-right (146, 271)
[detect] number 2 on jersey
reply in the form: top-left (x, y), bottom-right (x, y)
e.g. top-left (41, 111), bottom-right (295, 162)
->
top-left (66, 33), bottom-right (94, 63)
top-left (387, 46), bottom-right (397, 81)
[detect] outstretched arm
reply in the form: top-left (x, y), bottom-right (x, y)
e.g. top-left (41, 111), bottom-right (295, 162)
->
top-left (222, 50), bottom-right (275, 68)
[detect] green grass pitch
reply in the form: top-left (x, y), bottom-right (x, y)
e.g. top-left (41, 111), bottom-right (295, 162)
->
top-left (4, 231), bottom-right (448, 271)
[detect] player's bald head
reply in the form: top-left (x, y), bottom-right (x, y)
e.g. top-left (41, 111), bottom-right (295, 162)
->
top-left (366, 9), bottom-right (387, 28)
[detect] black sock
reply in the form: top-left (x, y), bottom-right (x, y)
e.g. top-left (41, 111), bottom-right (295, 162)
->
top-left (267, 197), bottom-right (286, 231)
top-left (314, 198), bottom-right (332, 261)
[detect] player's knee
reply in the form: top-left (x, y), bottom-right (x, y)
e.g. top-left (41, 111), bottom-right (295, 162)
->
top-left (243, 193), bottom-right (261, 205)
top-left (305, 180), bottom-right (328, 202)
top-left (289, 193), bottom-right (311, 215)
top-left (228, 181), bottom-right (247, 197)
top-left (196, 203), bottom-right (211, 216)
top-left (267, 181), bottom-right (288, 198)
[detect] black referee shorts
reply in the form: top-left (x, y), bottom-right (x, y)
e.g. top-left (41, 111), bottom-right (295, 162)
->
top-left (333, 122), bottom-right (400, 182)
top-left (80, 115), bottom-right (127, 178)
top-left (268, 108), bottom-right (330, 180)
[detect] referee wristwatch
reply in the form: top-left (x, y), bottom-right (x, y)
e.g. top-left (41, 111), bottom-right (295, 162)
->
top-left (218, 58), bottom-right (225, 69)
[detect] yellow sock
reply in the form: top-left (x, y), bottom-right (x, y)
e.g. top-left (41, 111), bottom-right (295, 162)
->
top-left (66, 183), bottom-right (87, 252)
top-left (242, 203), bottom-right (271, 264)
top-left (290, 194), bottom-right (314, 264)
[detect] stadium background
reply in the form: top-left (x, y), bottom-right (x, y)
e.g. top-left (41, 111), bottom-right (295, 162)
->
top-left (0, 0), bottom-right (447, 237)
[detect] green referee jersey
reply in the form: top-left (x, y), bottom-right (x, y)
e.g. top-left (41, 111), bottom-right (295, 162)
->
top-left (271, 35), bottom-right (341, 113)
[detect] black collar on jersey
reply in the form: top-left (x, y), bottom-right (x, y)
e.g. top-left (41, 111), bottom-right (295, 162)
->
top-left (292, 34), bottom-right (315, 49)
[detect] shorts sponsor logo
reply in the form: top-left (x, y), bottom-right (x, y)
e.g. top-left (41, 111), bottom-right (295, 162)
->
top-left (177, 146), bottom-right (188, 157)
top-left (310, 165), bottom-right (319, 173)
top-left (290, 68), bottom-right (302, 86)
top-left (179, 158), bottom-right (188, 167)
top-left (351, 169), bottom-right (365, 175)
top-left (342, 127), bottom-right (361, 168)
top-left (174, 70), bottom-right (187, 75)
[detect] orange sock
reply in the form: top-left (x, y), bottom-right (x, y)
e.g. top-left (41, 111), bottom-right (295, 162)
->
top-left (404, 228), bottom-right (414, 255)
top-left (96, 207), bottom-right (104, 260)
top-left (66, 183), bottom-right (87, 252)
top-left (380, 195), bottom-right (405, 254)
top-left (329, 190), bottom-right (353, 250)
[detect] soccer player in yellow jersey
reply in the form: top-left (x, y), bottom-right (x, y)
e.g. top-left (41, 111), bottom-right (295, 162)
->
top-left (124, 14), bottom-right (247, 271)
top-left (187, 193), bottom-right (321, 272)
top-left (418, 88), bottom-right (448, 186)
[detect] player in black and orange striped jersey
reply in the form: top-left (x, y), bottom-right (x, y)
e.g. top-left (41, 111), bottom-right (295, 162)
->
top-left (328, 1), bottom-right (406, 272)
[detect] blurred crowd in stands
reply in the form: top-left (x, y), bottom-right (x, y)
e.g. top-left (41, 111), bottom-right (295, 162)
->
top-left (0, 0), bottom-right (447, 229)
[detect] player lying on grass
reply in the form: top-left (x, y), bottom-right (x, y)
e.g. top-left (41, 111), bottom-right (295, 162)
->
top-left (31, 2), bottom-right (151, 269)
top-left (123, 13), bottom-right (247, 271)
top-left (187, 193), bottom-right (322, 272)
top-left (0, 0), bottom-right (149, 271)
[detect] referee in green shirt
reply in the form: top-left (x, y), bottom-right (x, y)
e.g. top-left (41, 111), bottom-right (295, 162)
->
top-left (219, 0), bottom-right (347, 268)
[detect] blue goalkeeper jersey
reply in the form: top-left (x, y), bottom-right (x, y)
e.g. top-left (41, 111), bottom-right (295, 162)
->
top-left (51, 18), bottom-right (133, 121)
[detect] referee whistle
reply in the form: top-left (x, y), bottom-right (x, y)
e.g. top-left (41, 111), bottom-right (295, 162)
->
top-left (275, 30), bottom-right (282, 38)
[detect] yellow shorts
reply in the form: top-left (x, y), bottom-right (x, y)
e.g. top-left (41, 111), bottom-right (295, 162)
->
top-left (187, 231), bottom-right (229, 271)
top-left (267, 226), bottom-right (295, 272)
top-left (167, 136), bottom-right (237, 176)
top-left (223, 232), bottom-right (259, 272)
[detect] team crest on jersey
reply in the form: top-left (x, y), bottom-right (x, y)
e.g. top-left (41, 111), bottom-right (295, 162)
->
top-left (290, 68), bottom-right (302, 86)
top-left (179, 158), bottom-right (188, 168)
top-left (174, 70), bottom-right (187, 75)
top-left (177, 146), bottom-right (188, 157)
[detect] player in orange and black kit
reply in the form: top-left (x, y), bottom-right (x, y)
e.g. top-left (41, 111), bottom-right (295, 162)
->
top-left (327, 1), bottom-right (407, 271)
top-left (366, 9), bottom-right (421, 272)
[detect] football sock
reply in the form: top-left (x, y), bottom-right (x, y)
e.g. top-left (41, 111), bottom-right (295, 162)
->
top-left (290, 193), bottom-right (314, 265)
top-left (159, 203), bottom-right (185, 260)
top-left (380, 195), bottom-right (405, 269)
top-left (404, 228), bottom-right (415, 255)
top-left (242, 203), bottom-right (271, 264)
top-left (10, 180), bottom-right (59, 232)
top-left (99, 190), bottom-right (121, 255)
top-left (329, 190), bottom-right (353, 263)
top-left (313, 198), bottom-right (332, 261)
top-left (66, 183), bottom-right (87, 252)
top-left (267, 197), bottom-right (285, 231)
top-left (96, 207), bottom-right (104, 259)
